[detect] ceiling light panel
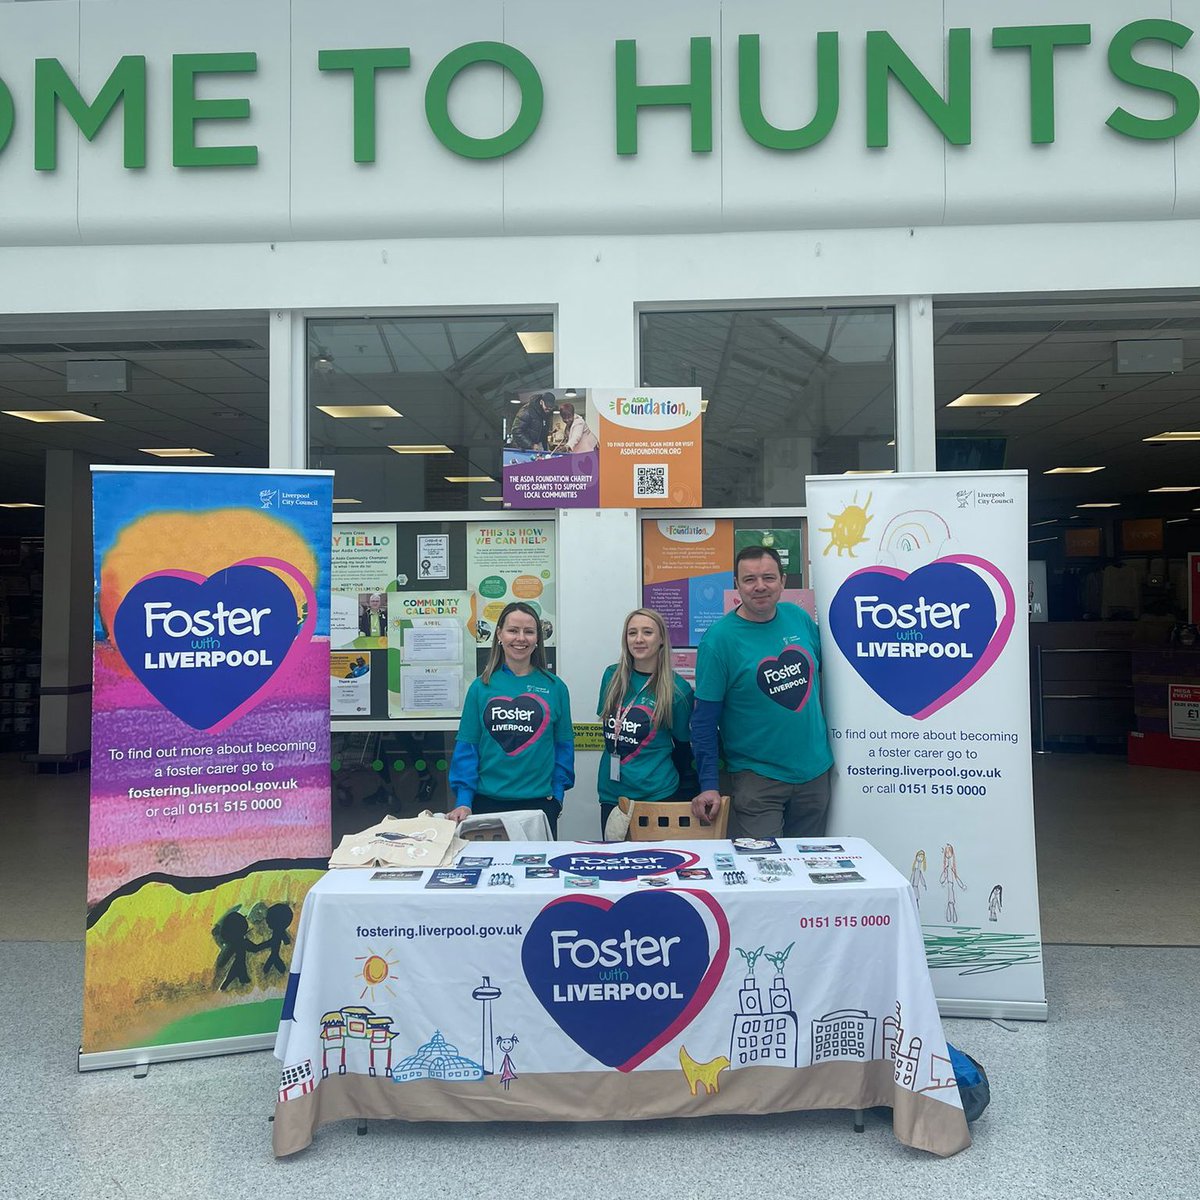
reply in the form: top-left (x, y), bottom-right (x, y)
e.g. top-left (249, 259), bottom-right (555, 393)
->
top-left (315, 405), bottom-right (402, 418)
top-left (947, 393), bottom-right (1040, 407)
top-left (2, 409), bottom-right (103, 423)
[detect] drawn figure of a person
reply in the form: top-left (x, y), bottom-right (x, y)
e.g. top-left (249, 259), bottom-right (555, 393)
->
top-left (909, 850), bottom-right (928, 908)
top-left (215, 910), bottom-right (262, 991)
top-left (987, 884), bottom-right (1003, 923)
top-left (259, 903), bottom-right (294, 977)
top-left (939, 843), bottom-right (967, 924)
top-left (496, 1034), bottom-right (519, 1090)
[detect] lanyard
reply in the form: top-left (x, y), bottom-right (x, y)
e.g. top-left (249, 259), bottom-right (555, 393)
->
top-left (610, 675), bottom-right (652, 781)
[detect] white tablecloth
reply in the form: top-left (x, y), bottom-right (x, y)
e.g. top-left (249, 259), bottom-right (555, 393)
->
top-left (273, 837), bottom-right (969, 1157)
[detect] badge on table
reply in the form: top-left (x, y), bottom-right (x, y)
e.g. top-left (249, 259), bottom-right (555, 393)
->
top-left (514, 853), bottom-right (546, 865)
top-left (713, 853), bottom-right (735, 870)
top-left (426, 868), bottom-right (483, 889)
top-left (457, 856), bottom-right (493, 868)
top-left (733, 837), bottom-right (781, 854)
top-left (525, 866), bottom-right (559, 879)
top-left (809, 870), bottom-right (866, 884)
top-left (564, 875), bottom-right (599, 889)
top-left (371, 869), bottom-right (424, 881)
top-left (676, 867), bottom-right (712, 880)
top-left (796, 842), bottom-right (844, 852)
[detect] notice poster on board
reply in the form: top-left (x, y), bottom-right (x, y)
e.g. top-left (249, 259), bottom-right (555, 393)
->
top-left (467, 522), bottom-right (556, 646)
top-left (641, 518), bottom-right (732, 648)
top-left (331, 525), bottom-right (397, 650)
top-left (807, 471), bottom-right (1045, 1018)
top-left (85, 467), bottom-right (333, 1063)
top-left (386, 592), bottom-right (473, 717)
top-left (330, 651), bottom-right (371, 716)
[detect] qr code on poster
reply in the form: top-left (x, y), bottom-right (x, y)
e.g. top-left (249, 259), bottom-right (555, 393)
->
top-left (634, 463), bottom-right (668, 499)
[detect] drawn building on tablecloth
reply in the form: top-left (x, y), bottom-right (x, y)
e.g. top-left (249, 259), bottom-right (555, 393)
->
top-left (883, 1001), bottom-right (923, 1088)
top-left (278, 1058), bottom-right (315, 1102)
top-left (729, 969), bottom-right (798, 1068)
top-left (319, 1005), bottom-right (399, 1077)
top-left (810, 1009), bottom-right (878, 1064)
top-left (391, 1030), bottom-right (485, 1084)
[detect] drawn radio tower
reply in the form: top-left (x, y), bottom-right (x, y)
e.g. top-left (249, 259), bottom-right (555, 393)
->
top-left (472, 975), bottom-right (502, 1075)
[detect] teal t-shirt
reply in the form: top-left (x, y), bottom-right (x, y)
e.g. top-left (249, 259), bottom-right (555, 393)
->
top-left (595, 667), bottom-right (694, 806)
top-left (694, 602), bottom-right (833, 784)
top-left (457, 667), bottom-right (573, 801)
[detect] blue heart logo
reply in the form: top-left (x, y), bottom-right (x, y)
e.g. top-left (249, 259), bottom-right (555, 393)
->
top-left (521, 890), bottom-right (729, 1071)
top-left (827, 556), bottom-right (1014, 719)
top-left (112, 563), bottom-right (305, 731)
top-left (548, 849), bottom-right (699, 881)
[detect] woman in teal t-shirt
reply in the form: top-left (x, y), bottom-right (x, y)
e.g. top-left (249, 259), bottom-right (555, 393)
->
top-left (597, 608), bottom-right (694, 838)
top-left (449, 601), bottom-right (574, 837)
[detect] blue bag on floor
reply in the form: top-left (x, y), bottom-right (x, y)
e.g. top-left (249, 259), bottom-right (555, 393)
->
top-left (947, 1043), bottom-right (990, 1123)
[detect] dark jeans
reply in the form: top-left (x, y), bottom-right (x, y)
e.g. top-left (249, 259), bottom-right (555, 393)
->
top-left (473, 794), bottom-right (560, 839)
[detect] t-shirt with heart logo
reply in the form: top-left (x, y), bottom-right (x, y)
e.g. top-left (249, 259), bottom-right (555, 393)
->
top-left (595, 667), bottom-right (695, 806)
top-left (694, 602), bottom-right (833, 784)
top-left (455, 666), bottom-right (574, 802)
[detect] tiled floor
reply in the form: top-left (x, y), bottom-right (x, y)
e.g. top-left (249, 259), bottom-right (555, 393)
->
top-left (2, 752), bottom-right (1198, 1198)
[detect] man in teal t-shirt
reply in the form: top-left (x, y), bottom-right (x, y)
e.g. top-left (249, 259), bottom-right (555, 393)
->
top-left (691, 545), bottom-right (833, 838)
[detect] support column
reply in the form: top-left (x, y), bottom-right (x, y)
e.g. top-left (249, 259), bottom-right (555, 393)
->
top-left (893, 295), bottom-right (936, 472)
top-left (269, 309), bottom-right (306, 468)
top-left (38, 449), bottom-right (94, 758)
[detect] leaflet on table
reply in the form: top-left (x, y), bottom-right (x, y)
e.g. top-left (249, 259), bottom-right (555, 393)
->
top-left (641, 518), bottom-right (733, 648)
top-left (467, 521), bottom-right (556, 647)
top-left (386, 591), bottom-right (473, 717)
top-left (330, 651), bottom-right (371, 716)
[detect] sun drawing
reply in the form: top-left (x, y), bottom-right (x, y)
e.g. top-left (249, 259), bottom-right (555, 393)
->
top-left (819, 492), bottom-right (874, 557)
top-left (356, 948), bottom-right (401, 1001)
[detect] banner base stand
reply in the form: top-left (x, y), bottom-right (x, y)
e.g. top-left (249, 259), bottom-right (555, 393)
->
top-left (78, 1032), bottom-right (276, 1073)
top-left (937, 997), bottom-right (1048, 1022)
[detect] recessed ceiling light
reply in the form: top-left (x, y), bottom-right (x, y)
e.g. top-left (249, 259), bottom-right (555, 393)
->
top-left (1077, 502), bottom-right (1120, 508)
top-left (389, 444), bottom-right (453, 455)
top-left (1045, 466), bottom-right (1105, 474)
top-left (1167, 518), bottom-right (1189, 524)
top-left (842, 469), bottom-right (895, 476)
top-left (1143, 431), bottom-right (1200, 442)
top-left (1149, 486), bottom-right (1200, 493)
top-left (3, 409), bottom-right (103, 423)
top-left (887, 439), bottom-right (896, 447)
top-left (1031, 519), bottom-right (1059, 526)
top-left (563, 388), bottom-right (578, 399)
top-left (480, 496), bottom-right (505, 503)
top-left (139, 448), bottom-right (214, 458)
top-left (0, 502), bottom-right (43, 508)
top-left (1029, 536), bottom-right (1059, 544)
top-left (315, 405), bottom-right (402, 418)
top-left (948, 393), bottom-right (1039, 408)
top-left (333, 498), bottom-right (362, 505)
top-left (516, 331), bottom-right (554, 354)
top-left (700, 399), bottom-right (710, 413)
top-left (445, 475), bottom-right (494, 484)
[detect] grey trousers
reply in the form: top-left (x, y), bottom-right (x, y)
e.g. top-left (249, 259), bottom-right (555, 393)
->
top-left (728, 768), bottom-right (832, 839)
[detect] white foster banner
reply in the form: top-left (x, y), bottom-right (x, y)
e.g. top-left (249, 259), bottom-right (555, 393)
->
top-left (806, 471), bottom-right (1046, 1020)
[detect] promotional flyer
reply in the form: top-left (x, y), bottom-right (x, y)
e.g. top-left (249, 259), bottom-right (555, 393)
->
top-left (503, 388), bottom-right (701, 509)
top-left (466, 521), bottom-right (556, 647)
top-left (642, 518), bottom-right (733, 647)
top-left (85, 468), bottom-right (333, 1061)
top-left (806, 472), bottom-right (1045, 1017)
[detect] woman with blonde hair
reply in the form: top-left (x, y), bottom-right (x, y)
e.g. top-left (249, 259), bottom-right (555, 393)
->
top-left (449, 601), bottom-right (574, 837)
top-left (597, 608), bottom-right (695, 838)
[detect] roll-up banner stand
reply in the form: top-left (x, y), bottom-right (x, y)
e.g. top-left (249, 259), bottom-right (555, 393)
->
top-left (806, 471), bottom-right (1046, 1021)
top-left (82, 468), bottom-right (334, 1069)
